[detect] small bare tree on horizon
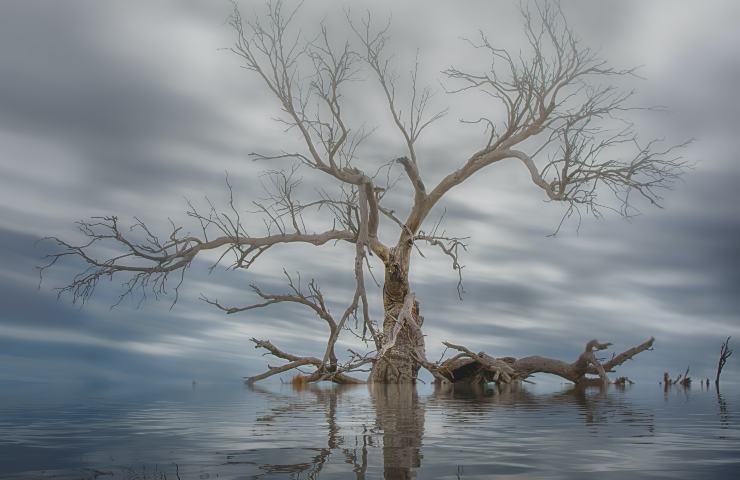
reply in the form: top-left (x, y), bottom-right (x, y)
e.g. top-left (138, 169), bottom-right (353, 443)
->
top-left (716, 337), bottom-right (733, 386)
top-left (41, 1), bottom-right (689, 385)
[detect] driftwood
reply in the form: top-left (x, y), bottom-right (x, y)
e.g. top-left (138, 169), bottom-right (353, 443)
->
top-left (424, 337), bottom-right (655, 386)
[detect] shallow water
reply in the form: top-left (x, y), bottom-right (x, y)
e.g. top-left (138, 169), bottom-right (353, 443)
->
top-left (1, 381), bottom-right (738, 479)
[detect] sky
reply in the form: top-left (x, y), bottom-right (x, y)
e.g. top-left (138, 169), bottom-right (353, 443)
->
top-left (1, 0), bottom-right (739, 387)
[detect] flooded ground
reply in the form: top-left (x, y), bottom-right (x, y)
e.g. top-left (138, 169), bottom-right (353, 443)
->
top-left (1, 380), bottom-right (738, 479)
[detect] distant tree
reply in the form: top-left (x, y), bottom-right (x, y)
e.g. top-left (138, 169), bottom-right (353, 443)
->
top-left (716, 337), bottom-right (733, 386)
top-left (42, 2), bottom-right (687, 384)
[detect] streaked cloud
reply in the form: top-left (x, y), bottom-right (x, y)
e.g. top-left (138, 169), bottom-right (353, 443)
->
top-left (0, 0), bottom-right (738, 386)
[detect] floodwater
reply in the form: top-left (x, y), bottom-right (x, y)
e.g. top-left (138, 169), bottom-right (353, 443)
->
top-left (1, 381), bottom-right (738, 479)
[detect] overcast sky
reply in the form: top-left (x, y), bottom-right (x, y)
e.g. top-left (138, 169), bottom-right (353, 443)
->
top-left (1, 0), bottom-right (739, 387)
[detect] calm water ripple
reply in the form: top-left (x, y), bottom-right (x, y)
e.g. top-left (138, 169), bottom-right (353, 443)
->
top-left (0, 382), bottom-right (738, 479)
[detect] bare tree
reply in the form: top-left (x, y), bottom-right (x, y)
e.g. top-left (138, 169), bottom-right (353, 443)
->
top-left (716, 336), bottom-right (733, 386)
top-left (41, 1), bottom-right (687, 384)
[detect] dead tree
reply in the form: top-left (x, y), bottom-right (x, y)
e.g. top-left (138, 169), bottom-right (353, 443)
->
top-left (424, 337), bottom-right (654, 386)
top-left (662, 366), bottom-right (692, 389)
top-left (716, 336), bottom-right (733, 386)
top-left (41, 2), bottom-right (688, 384)
top-left (677, 366), bottom-right (692, 387)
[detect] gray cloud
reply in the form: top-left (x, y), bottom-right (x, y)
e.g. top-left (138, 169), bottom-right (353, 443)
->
top-left (1, 0), bottom-right (739, 386)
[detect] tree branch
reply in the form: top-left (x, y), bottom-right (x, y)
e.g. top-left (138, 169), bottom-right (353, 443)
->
top-left (427, 337), bottom-right (655, 385)
top-left (40, 213), bottom-right (354, 306)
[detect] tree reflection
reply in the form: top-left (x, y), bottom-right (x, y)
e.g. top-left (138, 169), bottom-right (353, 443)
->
top-left (369, 384), bottom-right (425, 480)
top-left (243, 382), bottom-right (655, 478)
top-left (244, 383), bottom-right (372, 479)
top-left (716, 384), bottom-right (730, 430)
top-left (243, 383), bottom-right (426, 479)
top-left (431, 381), bottom-right (654, 431)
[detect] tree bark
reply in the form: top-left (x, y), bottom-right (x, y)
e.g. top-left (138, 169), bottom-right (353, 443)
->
top-left (370, 246), bottom-right (425, 384)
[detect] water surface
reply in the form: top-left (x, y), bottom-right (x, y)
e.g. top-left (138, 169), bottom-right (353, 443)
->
top-left (1, 381), bottom-right (738, 479)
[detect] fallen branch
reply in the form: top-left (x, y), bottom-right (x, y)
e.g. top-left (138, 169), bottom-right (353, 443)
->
top-left (245, 338), bottom-right (370, 385)
top-left (424, 337), bottom-right (655, 385)
top-left (440, 342), bottom-right (515, 383)
top-left (245, 358), bottom-right (319, 384)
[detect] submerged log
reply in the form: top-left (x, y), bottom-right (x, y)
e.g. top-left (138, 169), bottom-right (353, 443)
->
top-left (427, 337), bottom-right (655, 386)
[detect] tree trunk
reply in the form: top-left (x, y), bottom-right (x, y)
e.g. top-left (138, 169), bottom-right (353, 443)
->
top-left (370, 246), bottom-right (425, 384)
